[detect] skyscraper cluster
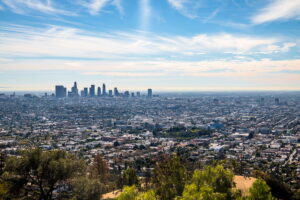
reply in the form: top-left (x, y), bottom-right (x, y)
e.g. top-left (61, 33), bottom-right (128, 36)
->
top-left (55, 82), bottom-right (153, 99)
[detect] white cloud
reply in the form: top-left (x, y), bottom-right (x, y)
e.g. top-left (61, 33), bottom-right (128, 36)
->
top-left (78, 0), bottom-right (123, 15)
top-left (79, 0), bottom-right (110, 15)
top-left (0, 24), bottom-right (294, 59)
top-left (1, 57), bottom-right (300, 76)
top-left (1, 0), bottom-right (75, 15)
top-left (0, 58), bottom-right (13, 62)
top-left (83, 71), bottom-right (166, 77)
top-left (252, 0), bottom-right (300, 24)
top-left (167, 0), bottom-right (199, 19)
top-left (1, 57), bottom-right (300, 90)
top-left (203, 8), bottom-right (219, 23)
top-left (258, 42), bottom-right (296, 54)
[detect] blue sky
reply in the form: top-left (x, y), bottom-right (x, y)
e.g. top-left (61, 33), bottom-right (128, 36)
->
top-left (0, 0), bottom-right (300, 92)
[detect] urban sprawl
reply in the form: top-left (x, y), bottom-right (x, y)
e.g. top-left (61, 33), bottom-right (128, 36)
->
top-left (0, 83), bottom-right (299, 190)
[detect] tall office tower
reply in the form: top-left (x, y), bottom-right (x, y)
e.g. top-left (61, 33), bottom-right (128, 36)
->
top-left (80, 90), bottom-right (85, 97)
top-left (97, 87), bottom-right (101, 97)
top-left (131, 92), bottom-right (135, 97)
top-left (124, 91), bottom-right (130, 97)
top-left (147, 88), bottom-right (152, 98)
top-left (55, 85), bottom-right (67, 98)
top-left (114, 87), bottom-right (119, 96)
top-left (68, 91), bottom-right (73, 97)
top-left (108, 90), bottom-right (113, 97)
top-left (136, 92), bottom-right (140, 97)
top-left (71, 82), bottom-right (79, 97)
top-left (83, 88), bottom-right (88, 97)
top-left (89, 85), bottom-right (95, 97)
top-left (102, 83), bottom-right (106, 96)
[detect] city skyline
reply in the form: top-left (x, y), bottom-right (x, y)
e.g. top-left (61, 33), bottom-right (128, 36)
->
top-left (0, 0), bottom-right (300, 91)
top-left (55, 81), bottom-right (153, 98)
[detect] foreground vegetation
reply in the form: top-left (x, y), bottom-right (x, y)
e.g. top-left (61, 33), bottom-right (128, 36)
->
top-left (0, 148), bottom-right (299, 200)
top-left (116, 156), bottom-right (275, 200)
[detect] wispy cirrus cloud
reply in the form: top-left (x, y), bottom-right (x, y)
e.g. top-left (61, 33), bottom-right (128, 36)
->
top-left (78, 0), bottom-right (123, 15)
top-left (251, 0), bottom-right (300, 24)
top-left (203, 8), bottom-right (219, 23)
top-left (1, 0), bottom-right (75, 15)
top-left (83, 71), bottom-right (166, 77)
top-left (0, 24), bottom-right (295, 59)
top-left (78, 0), bottom-right (109, 15)
top-left (1, 55), bottom-right (300, 91)
top-left (1, 58), bottom-right (300, 85)
top-left (167, 0), bottom-right (201, 19)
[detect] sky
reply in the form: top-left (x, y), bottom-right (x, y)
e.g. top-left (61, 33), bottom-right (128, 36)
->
top-left (0, 0), bottom-right (300, 92)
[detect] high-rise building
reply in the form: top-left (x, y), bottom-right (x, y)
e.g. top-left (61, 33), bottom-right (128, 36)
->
top-left (55, 85), bottom-right (67, 98)
top-left (80, 90), bottom-right (85, 97)
top-left (136, 92), bottom-right (140, 97)
top-left (124, 91), bottom-right (130, 97)
top-left (67, 91), bottom-right (73, 97)
top-left (108, 90), bottom-right (113, 97)
top-left (70, 82), bottom-right (78, 97)
top-left (102, 83), bottom-right (106, 96)
top-left (97, 87), bottom-right (101, 97)
top-left (147, 88), bottom-right (152, 98)
top-left (89, 85), bottom-right (95, 97)
top-left (131, 92), bottom-right (135, 97)
top-left (83, 88), bottom-right (88, 97)
top-left (114, 87), bottom-right (119, 96)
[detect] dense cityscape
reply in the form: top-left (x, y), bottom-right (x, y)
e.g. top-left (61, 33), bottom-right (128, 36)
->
top-left (0, 82), bottom-right (299, 199)
top-left (54, 82), bottom-right (154, 99)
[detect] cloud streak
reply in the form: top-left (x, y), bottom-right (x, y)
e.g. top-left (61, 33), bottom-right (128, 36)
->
top-left (251, 0), bottom-right (300, 24)
top-left (1, 58), bottom-right (300, 91)
top-left (167, 0), bottom-right (200, 19)
top-left (1, 57), bottom-right (300, 77)
top-left (78, 0), bottom-right (109, 15)
top-left (78, 0), bottom-right (124, 15)
top-left (1, 0), bottom-right (75, 15)
top-left (0, 24), bottom-right (295, 59)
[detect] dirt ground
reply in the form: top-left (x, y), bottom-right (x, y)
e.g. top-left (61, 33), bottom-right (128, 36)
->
top-left (101, 190), bottom-right (121, 200)
top-left (234, 175), bottom-right (257, 196)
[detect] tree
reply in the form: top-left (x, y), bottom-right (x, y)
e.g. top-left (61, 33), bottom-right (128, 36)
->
top-left (179, 165), bottom-right (238, 200)
top-left (192, 165), bottom-right (234, 194)
top-left (136, 189), bottom-right (156, 200)
top-left (116, 185), bottom-right (138, 200)
top-left (0, 152), bottom-right (6, 175)
top-left (248, 179), bottom-right (274, 200)
top-left (152, 155), bottom-right (187, 200)
top-left (89, 154), bottom-right (109, 183)
top-left (71, 177), bottom-right (105, 200)
top-left (0, 181), bottom-right (8, 199)
top-left (122, 168), bottom-right (139, 187)
top-left (180, 184), bottom-right (226, 200)
top-left (253, 170), bottom-right (293, 200)
top-left (2, 148), bottom-right (85, 200)
top-left (116, 185), bottom-right (156, 200)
